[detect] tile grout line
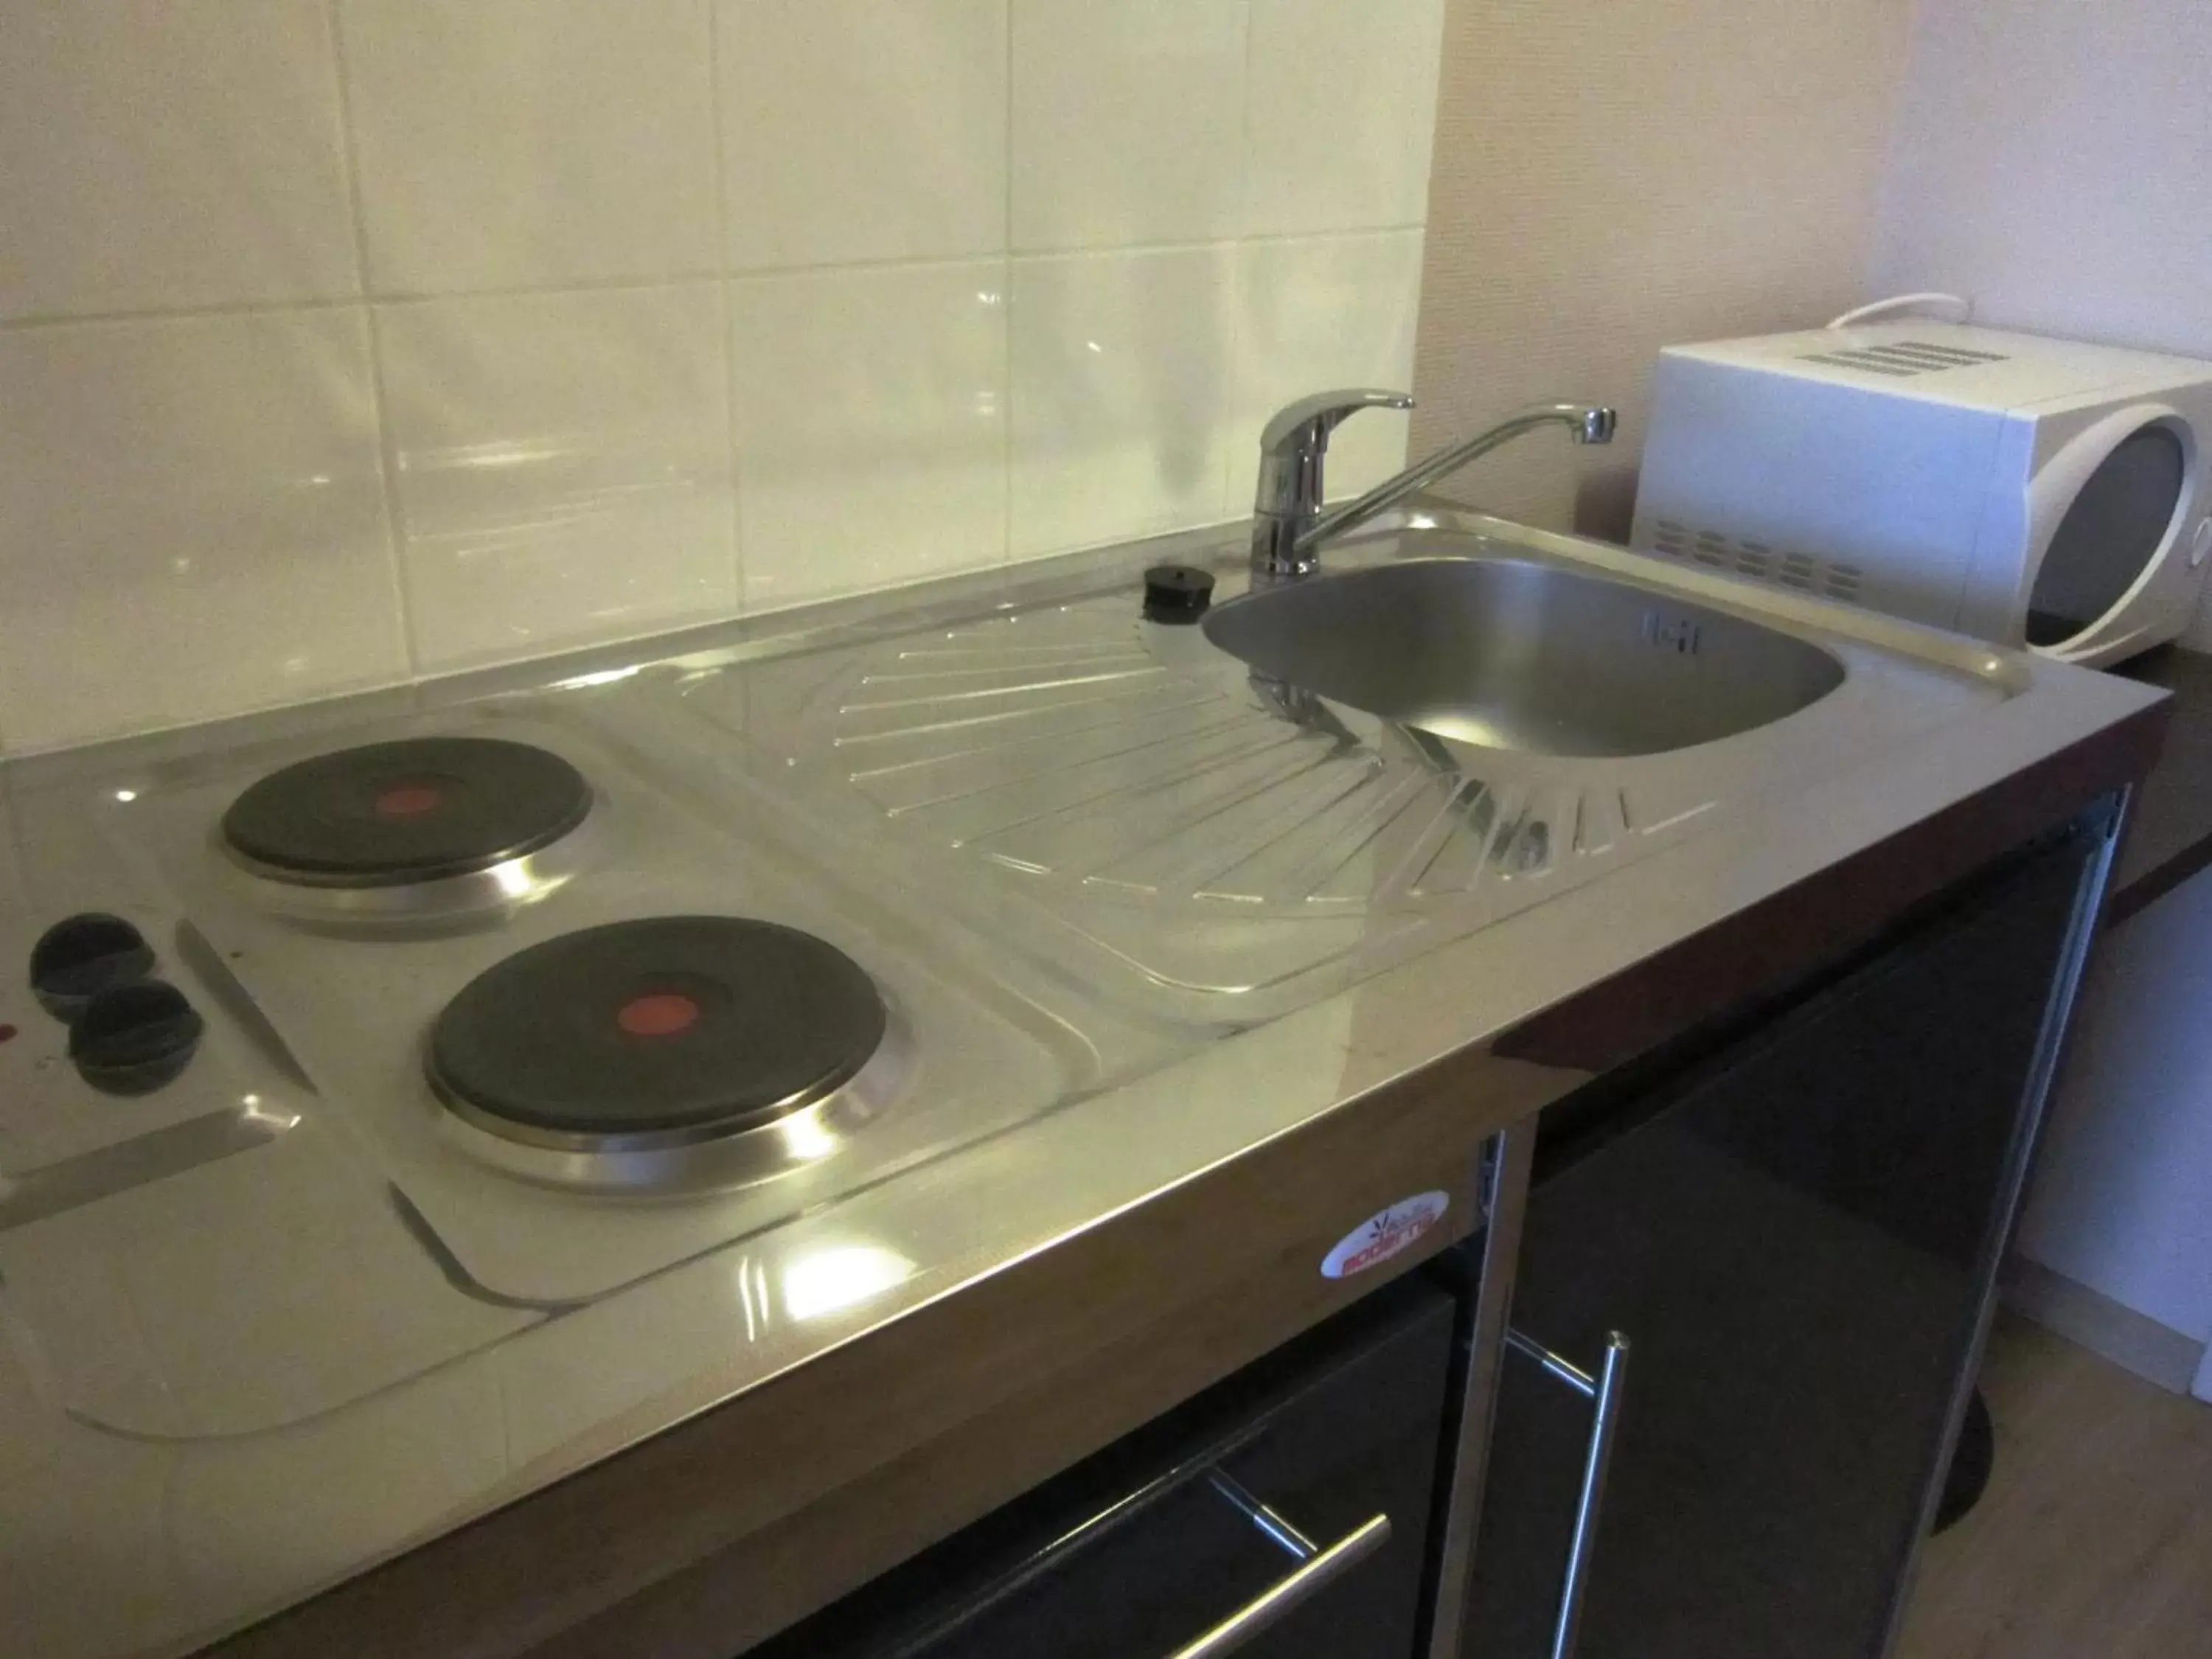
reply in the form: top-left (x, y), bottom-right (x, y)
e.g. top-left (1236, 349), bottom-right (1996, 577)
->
top-left (703, 0), bottom-right (748, 620)
top-left (1228, 0), bottom-right (1259, 523)
top-left (0, 231), bottom-right (1430, 336)
top-left (1000, 0), bottom-right (1017, 572)
top-left (323, 0), bottom-right (422, 684)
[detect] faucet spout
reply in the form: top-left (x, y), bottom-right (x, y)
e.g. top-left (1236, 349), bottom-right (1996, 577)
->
top-left (1248, 395), bottom-right (1616, 584)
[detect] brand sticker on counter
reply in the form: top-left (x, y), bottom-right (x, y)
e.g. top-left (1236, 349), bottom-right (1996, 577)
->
top-left (1321, 1191), bottom-right (1450, 1279)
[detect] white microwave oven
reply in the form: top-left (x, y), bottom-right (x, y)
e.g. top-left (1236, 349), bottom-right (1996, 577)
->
top-left (1630, 321), bottom-right (2212, 665)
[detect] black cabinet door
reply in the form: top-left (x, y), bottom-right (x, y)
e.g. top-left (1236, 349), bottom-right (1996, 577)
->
top-left (1462, 821), bottom-right (2104, 1659)
top-left (753, 1276), bottom-right (1456, 1659)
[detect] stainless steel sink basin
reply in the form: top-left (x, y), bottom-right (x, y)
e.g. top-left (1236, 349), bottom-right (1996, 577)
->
top-left (1201, 556), bottom-right (1848, 757)
top-left (677, 507), bottom-right (2019, 1021)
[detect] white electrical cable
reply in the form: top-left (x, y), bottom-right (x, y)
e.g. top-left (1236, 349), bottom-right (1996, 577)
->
top-left (1825, 292), bottom-right (1973, 330)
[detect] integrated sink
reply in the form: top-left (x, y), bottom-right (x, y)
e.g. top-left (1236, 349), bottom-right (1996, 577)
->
top-left (1201, 557), bottom-right (1848, 758)
top-left (693, 513), bottom-right (2014, 1022)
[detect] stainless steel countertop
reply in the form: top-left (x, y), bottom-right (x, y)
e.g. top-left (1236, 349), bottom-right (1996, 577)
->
top-left (0, 506), bottom-right (2166, 1659)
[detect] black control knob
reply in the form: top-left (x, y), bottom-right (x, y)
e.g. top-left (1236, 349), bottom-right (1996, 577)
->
top-left (1142, 564), bottom-right (1215, 625)
top-left (30, 913), bottom-right (156, 1022)
top-left (70, 980), bottom-right (204, 1096)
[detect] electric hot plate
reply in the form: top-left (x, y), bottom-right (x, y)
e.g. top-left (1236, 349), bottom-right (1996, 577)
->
top-left (426, 916), bottom-right (905, 1192)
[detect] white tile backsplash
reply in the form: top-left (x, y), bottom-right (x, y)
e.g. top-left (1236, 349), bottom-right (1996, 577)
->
top-left (718, 0), bottom-right (1008, 271)
top-left (1242, 0), bottom-right (1448, 236)
top-left (1011, 248), bottom-right (1239, 557)
top-left (338, 0), bottom-right (720, 293)
top-left (375, 285), bottom-right (737, 672)
top-left (1010, 0), bottom-right (1250, 253)
top-left (732, 263), bottom-right (1009, 611)
top-left (1231, 232), bottom-right (1425, 508)
top-left (0, 2), bottom-right (359, 321)
top-left (0, 2), bottom-right (1442, 754)
top-left (0, 313), bottom-right (401, 751)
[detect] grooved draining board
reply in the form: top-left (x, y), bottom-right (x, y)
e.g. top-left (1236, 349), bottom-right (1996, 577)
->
top-left (630, 529), bottom-right (2009, 1026)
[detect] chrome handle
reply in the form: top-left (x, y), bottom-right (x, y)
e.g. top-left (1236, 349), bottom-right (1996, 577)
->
top-left (1252, 388), bottom-right (1416, 581)
top-left (1257, 387), bottom-right (1416, 456)
top-left (1505, 1327), bottom-right (1632, 1659)
top-left (1161, 1471), bottom-right (1394, 1659)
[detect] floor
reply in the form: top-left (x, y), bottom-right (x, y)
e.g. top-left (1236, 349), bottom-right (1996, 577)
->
top-left (1896, 1312), bottom-right (2212, 1659)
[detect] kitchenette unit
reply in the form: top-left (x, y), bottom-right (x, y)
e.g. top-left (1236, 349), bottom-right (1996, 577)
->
top-left (1, 3), bottom-right (2202, 1658)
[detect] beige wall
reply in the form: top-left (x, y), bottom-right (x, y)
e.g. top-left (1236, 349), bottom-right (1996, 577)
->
top-left (1411, 0), bottom-right (1913, 540)
top-left (1872, 0), bottom-right (2212, 361)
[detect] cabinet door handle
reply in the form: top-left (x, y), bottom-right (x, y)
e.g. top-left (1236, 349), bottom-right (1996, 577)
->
top-left (1504, 1328), bottom-right (1632, 1659)
top-left (1160, 1472), bottom-right (1394, 1659)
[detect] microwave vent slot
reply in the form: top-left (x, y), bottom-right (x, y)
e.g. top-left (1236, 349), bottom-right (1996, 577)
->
top-left (1798, 339), bottom-right (2012, 379)
top-left (1649, 521), bottom-right (1865, 608)
top-left (1893, 338), bottom-right (2010, 363)
top-left (1802, 352), bottom-right (1920, 378)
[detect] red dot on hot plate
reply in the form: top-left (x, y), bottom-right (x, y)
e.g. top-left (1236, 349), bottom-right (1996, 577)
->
top-left (375, 783), bottom-right (445, 819)
top-left (616, 993), bottom-right (701, 1039)
top-left (0, 1023), bottom-right (16, 1043)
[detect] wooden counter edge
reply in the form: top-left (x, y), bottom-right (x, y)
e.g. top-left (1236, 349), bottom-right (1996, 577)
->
top-left (2109, 646), bottom-right (2212, 922)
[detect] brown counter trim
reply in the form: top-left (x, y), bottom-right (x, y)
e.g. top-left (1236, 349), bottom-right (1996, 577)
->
top-left (1496, 693), bottom-right (2168, 1076)
top-left (2110, 646), bottom-right (2212, 922)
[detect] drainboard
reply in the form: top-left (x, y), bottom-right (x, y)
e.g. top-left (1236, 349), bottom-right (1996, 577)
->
top-left (646, 551), bottom-right (2009, 1025)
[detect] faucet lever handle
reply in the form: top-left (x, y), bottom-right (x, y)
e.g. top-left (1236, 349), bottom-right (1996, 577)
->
top-left (1251, 389), bottom-right (1416, 583)
top-left (1259, 388), bottom-right (1416, 457)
